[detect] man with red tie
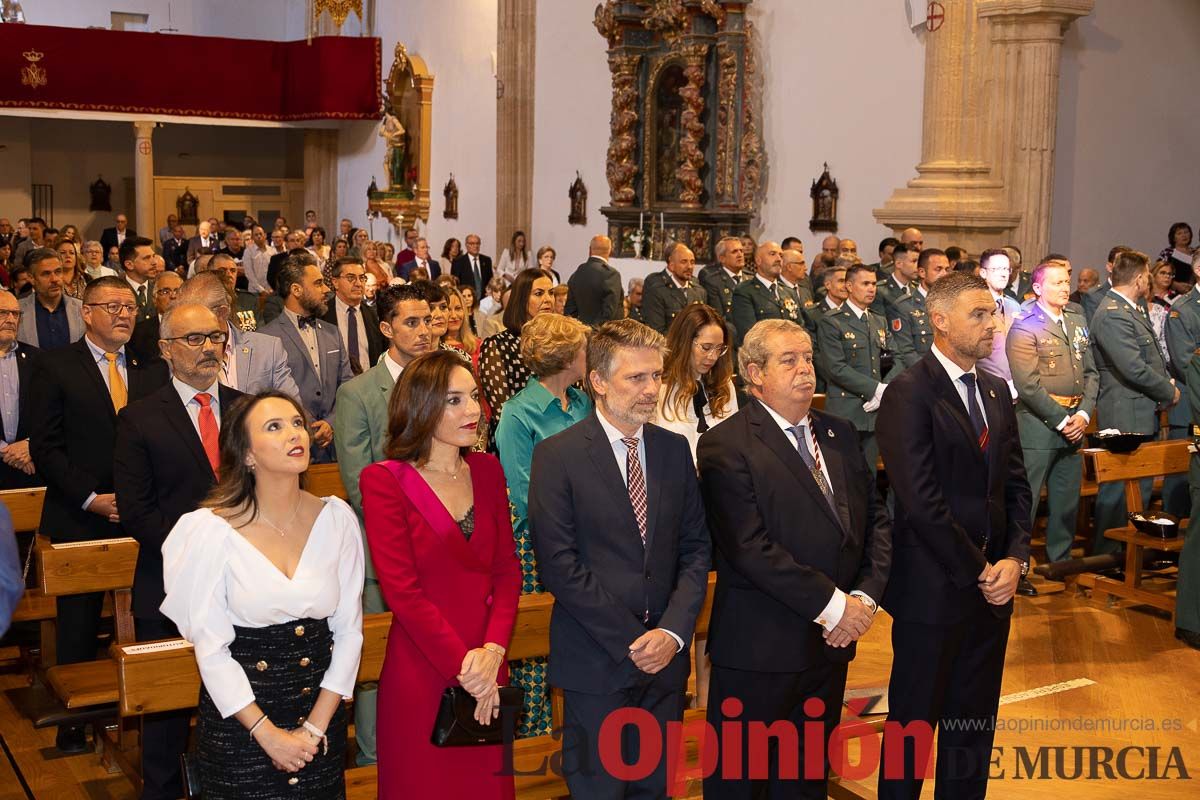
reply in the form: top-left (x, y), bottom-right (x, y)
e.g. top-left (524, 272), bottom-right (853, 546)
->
top-left (114, 303), bottom-right (244, 800)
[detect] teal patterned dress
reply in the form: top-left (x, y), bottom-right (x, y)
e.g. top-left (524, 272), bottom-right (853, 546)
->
top-left (495, 380), bottom-right (593, 738)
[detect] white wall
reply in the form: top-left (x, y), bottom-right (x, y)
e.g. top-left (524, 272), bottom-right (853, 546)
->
top-left (24, 0), bottom-right (306, 39)
top-left (1051, 0), bottom-right (1200, 270)
top-left (531, 0), bottom-right (927, 274)
top-left (335, 0), bottom-right (498, 255)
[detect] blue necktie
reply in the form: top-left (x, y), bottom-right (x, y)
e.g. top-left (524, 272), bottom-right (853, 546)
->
top-left (959, 373), bottom-right (989, 452)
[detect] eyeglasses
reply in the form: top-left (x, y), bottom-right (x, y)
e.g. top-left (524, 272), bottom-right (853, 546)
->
top-left (695, 342), bottom-right (729, 357)
top-left (338, 274), bottom-right (366, 284)
top-left (0, 310), bottom-right (20, 320)
top-left (85, 302), bottom-right (137, 316)
top-left (164, 331), bottom-right (230, 347)
top-left (155, 287), bottom-right (181, 298)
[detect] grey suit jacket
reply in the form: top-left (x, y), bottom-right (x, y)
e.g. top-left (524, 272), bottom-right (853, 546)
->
top-left (17, 293), bottom-right (84, 348)
top-left (258, 315), bottom-right (353, 430)
top-left (225, 324), bottom-right (301, 401)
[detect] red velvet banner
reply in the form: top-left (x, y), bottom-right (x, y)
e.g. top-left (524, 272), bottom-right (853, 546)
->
top-left (0, 24), bottom-right (380, 121)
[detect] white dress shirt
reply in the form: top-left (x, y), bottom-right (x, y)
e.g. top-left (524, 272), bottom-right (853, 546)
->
top-left (334, 297), bottom-right (370, 369)
top-left (931, 342), bottom-right (988, 427)
top-left (242, 243), bottom-right (272, 294)
top-left (757, 399), bottom-right (876, 628)
top-left (283, 307), bottom-right (321, 378)
top-left (593, 409), bottom-right (684, 652)
top-left (172, 376), bottom-right (222, 437)
top-left (161, 498), bottom-right (364, 718)
top-left (82, 335), bottom-right (127, 510)
top-left (383, 350), bottom-right (405, 383)
top-left (755, 273), bottom-right (777, 296)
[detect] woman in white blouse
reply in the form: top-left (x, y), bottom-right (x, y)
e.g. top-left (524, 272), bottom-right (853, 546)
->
top-left (162, 391), bottom-right (364, 799)
top-left (496, 230), bottom-right (529, 285)
top-left (656, 303), bottom-right (739, 459)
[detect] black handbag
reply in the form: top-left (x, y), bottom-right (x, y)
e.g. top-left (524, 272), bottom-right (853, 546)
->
top-left (180, 753), bottom-right (202, 799)
top-left (430, 685), bottom-right (524, 747)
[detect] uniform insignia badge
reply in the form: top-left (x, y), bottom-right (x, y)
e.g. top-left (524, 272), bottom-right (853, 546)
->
top-left (804, 300), bottom-right (815, 308)
top-left (877, 329), bottom-right (887, 348)
top-left (891, 319), bottom-right (902, 332)
top-left (844, 331), bottom-right (855, 339)
top-left (1170, 311), bottom-right (1180, 318)
top-left (1071, 327), bottom-right (1088, 360)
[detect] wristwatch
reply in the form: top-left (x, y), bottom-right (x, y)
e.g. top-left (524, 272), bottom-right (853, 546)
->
top-left (851, 592), bottom-right (878, 615)
top-left (1005, 557), bottom-right (1030, 577)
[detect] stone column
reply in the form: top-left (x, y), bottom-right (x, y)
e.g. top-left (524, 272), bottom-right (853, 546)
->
top-left (303, 129), bottom-right (339, 229)
top-left (132, 121), bottom-right (155, 237)
top-left (978, 0), bottom-right (1094, 261)
top-left (496, 0), bottom-right (536, 250)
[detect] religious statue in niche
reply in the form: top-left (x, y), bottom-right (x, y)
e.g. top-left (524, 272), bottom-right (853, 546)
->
top-left (88, 175), bottom-right (112, 212)
top-left (176, 187), bottom-right (199, 225)
top-left (379, 102), bottom-right (409, 194)
top-left (568, 172), bottom-right (587, 226)
top-left (653, 64), bottom-right (686, 202)
top-left (809, 163), bottom-right (838, 233)
top-left (443, 174), bottom-right (459, 220)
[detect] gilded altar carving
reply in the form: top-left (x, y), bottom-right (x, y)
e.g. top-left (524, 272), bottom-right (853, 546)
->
top-left (644, 0), bottom-right (688, 43)
top-left (606, 53), bottom-right (641, 207)
top-left (739, 19), bottom-right (764, 210)
top-left (715, 43), bottom-right (737, 201)
top-left (312, 0), bottom-right (362, 28)
top-left (675, 45), bottom-right (709, 208)
top-left (593, 0), bottom-right (620, 46)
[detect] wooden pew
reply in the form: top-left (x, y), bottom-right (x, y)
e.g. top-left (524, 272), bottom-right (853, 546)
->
top-left (0, 486), bottom-right (46, 532)
top-left (1077, 440), bottom-right (1191, 617)
top-left (305, 463), bottom-right (347, 500)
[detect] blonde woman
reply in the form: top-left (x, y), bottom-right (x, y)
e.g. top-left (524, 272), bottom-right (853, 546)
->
top-left (443, 285), bottom-right (478, 356)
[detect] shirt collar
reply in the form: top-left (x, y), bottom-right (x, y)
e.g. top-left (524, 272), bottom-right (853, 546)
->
top-left (844, 299), bottom-right (867, 319)
top-left (723, 267), bottom-right (740, 282)
top-left (931, 342), bottom-right (977, 384)
top-left (1036, 300), bottom-right (1064, 323)
top-left (84, 334), bottom-right (125, 364)
top-left (779, 276), bottom-right (797, 291)
top-left (596, 407), bottom-right (643, 445)
top-left (1110, 287), bottom-right (1141, 310)
top-left (335, 296), bottom-right (361, 316)
top-left (526, 379), bottom-right (586, 413)
top-left (666, 270), bottom-right (688, 290)
top-left (172, 376), bottom-right (221, 408)
top-left (756, 397), bottom-right (805, 432)
top-left (755, 273), bottom-right (775, 292)
top-left (917, 285), bottom-right (928, 298)
top-left (125, 272), bottom-right (148, 290)
top-left (0, 344), bottom-right (17, 361)
top-left (825, 295), bottom-right (842, 310)
top-left (383, 351), bottom-right (405, 383)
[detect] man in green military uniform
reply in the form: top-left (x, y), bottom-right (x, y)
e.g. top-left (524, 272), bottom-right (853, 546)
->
top-left (1160, 250), bottom-right (1200, 517)
top-left (891, 248), bottom-right (952, 372)
top-left (1007, 261), bottom-right (1098, 567)
top-left (698, 236), bottom-right (744, 322)
top-left (208, 252), bottom-right (260, 331)
top-left (732, 240), bottom-right (784, 347)
top-left (778, 248), bottom-right (813, 325)
top-left (1177, 335), bottom-right (1200, 650)
top-left (873, 242), bottom-right (917, 317)
top-left (867, 236), bottom-right (899, 277)
top-left (641, 241), bottom-right (707, 334)
top-left (1090, 250), bottom-right (1180, 555)
top-left (818, 263), bottom-right (897, 475)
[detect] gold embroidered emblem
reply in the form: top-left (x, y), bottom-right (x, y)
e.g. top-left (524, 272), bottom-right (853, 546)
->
top-left (20, 50), bottom-right (46, 90)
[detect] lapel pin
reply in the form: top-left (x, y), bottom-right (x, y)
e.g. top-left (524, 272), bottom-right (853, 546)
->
top-left (988, 389), bottom-right (996, 398)
top-left (827, 428), bottom-right (835, 438)
top-left (130, 358), bottom-right (138, 367)
top-left (242, 347), bottom-right (250, 354)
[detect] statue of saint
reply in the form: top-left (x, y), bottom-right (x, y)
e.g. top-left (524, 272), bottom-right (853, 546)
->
top-left (379, 108), bottom-right (407, 190)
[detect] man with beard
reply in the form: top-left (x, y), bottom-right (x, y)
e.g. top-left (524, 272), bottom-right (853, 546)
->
top-left (258, 252), bottom-right (352, 462)
top-left (641, 241), bottom-right (706, 334)
top-left (732, 241), bottom-right (785, 347)
top-left (876, 271), bottom-right (1031, 800)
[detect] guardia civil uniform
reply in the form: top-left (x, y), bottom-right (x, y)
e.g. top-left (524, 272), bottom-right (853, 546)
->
top-left (890, 286), bottom-right (933, 371)
top-left (731, 275), bottom-right (784, 347)
top-left (1006, 300), bottom-right (1098, 562)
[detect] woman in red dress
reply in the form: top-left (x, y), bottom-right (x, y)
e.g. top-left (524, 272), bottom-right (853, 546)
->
top-left (360, 350), bottom-right (521, 799)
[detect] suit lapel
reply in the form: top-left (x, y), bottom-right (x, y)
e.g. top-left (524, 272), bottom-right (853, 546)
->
top-left (808, 412), bottom-right (851, 538)
top-left (927, 356), bottom-right (985, 465)
top-left (583, 415), bottom-right (642, 547)
top-left (234, 331), bottom-right (254, 390)
top-left (73, 340), bottom-right (115, 420)
top-left (161, 387), bottom-right (212, 474)
top-left (276, 320), bottom-right (316, 382)
top-left (748, 402), bottom-right (843, 531)
top-left (643, 426), bottom-right (666, 555)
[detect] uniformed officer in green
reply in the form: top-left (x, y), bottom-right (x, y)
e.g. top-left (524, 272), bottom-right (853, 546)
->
top-left (778, 248), bottom-right (814, 326)
top-left (1007, 261), bottom-right (1098, 564)
top-left (817, 263), bottom-right (897, 475)
top-left (732, 241), bottom-right (784, 347)
top-left (640, 241), bottom-right (707, 334)
top-left (698, 236), bottom-right (744, 322)
top-left (210, 252), bottom-right (260, 331)
top-left (1176, 334), bottom-right (1200, 650)
top-left (1160, 252), bottom-right (1200, 516)
top-left (1090, 249), bottom-right (1180, 554)
top-left (873, 242), bottom-right (917, 317)
top-left (891, 248), bottom-right (952, 371)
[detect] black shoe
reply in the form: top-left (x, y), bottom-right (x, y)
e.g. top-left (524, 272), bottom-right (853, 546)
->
top-left (1098, 567), bottom-right (1127, 583)
top-left (1175, 628), bottom-right (1200, 650)
top-left (55, 725), bottom-right (88, 754)
top-left (1017, 576), bottom-right (1038, 596)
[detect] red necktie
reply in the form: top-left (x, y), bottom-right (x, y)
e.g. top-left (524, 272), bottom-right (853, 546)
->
top-left (195, 392), bottom-right (220, 476)
top-left (622, 437), bottom-right (648, 547)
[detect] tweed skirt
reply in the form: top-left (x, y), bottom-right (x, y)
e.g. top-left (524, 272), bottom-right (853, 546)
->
top-left (197, 617), bottom-right (348, 799)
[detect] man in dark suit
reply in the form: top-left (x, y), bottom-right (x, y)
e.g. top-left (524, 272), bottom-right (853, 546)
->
top-left (29, 276), bottom-right (169, 753)
top-left (393, 227), bottom-right (419, 273)
top-left (162, 225), bottom-right (189, 273)
top-left (640, 241), bottom-right (707, 334)
top-left (529, 319), bottom-right (711, 798)
top-left (114, 303), bottom-right (243, 800)
top-left (259, 253), bottom-right (353, 463)
top-left (186, 220), bottom-right (219, 264)
top-left (450, 232), bottom-right (493, 298)
top-left (698, 235), bottom-right (745, 322)
top-left (99, 213), bottom-right (135, 256)
top-left (0, 290), bottom-right (40, 489)
top-left (129, 270), bottom-right (182, 361)
top-left (119, 236), bottom-right (157, 324)
top-left (322, 256), bottom-right (385, 374)
top-left (699, 318), bottom-right (890, 798)
top-left (564, 234), bottom-right (624, 326)
top-left (875, 271), bottom-right (1032, 800)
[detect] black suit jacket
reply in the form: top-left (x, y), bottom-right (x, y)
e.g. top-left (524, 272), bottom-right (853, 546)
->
top-left (320, 301), bottom-right (385, 370)
top-left (698, 401), bottom-right (891, 672)
top-left (101, 227), bottom-right (136, 256)
top-left (451, 253), bottom-right (494, 294)
top-left (162, 238), bottom-right (188, 272)
top-left (528, 413), bottom-right (711, 694)
top-left (0, 342), bottom-right (41, 489)
top-left (114, 382), bottom-right (244, 620)
top-left (564, 257), bottom-right (624, 326)
top-left (876, 351), bottom-right (1032, 624)
top-left (29, 339), bottom-right (169, 543)
top-left (129, 315), bottom-right (161, 365)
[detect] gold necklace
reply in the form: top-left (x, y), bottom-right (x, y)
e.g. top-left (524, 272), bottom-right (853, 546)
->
top-left (259, 503), bottom-right (301, 536)
top-left (421, 459), bottom-right (464, 480)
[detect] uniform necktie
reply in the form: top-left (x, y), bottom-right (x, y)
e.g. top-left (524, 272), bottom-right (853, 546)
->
top-left (771, 282), bottom-right (780, 302)
top-left (622, 437), bottom-right (648, 547)
top-left (959, 373), bottom-right (989, 452)
top-left (104, 352), bottom-right (127, 412)
top-left (788, 423), bottom-right (836, 514)
top-left (346, 306), bottom-right (363, 375)
top-left (194, 392), bottom-right (220, 476)
top-left (137, 284), bottom-right (147, 310)
top-left (692, 385), bottom-right (709, 434)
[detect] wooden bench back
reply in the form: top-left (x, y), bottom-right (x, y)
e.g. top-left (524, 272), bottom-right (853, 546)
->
top-left (305, 463), bottom-right (348, 501)
top-left (116, 572), bottom-right (719, 717)
top-left (1, 487), bottom-right (45, 532)
top-left (1083, 440), bottom-right (1192, 510)
top-left (36, 535), bottom-right (139, 597)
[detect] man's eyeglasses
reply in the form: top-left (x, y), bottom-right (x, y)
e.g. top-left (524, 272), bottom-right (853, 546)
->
top-left (338, 274), bottom-right (367, 284)
top-left (163, 331), bottom-right (230, 347)
top-left (0, 310), bottom-right (20, 320)
top-left (85, 302), bottom-right (137, 317)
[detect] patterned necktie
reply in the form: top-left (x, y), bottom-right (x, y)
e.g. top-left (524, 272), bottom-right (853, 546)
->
top-left (622, 437), bottom-right (648, 547)
top-left (194, 392), bottom-right (220, 476)
top-left (346, 306), bottom-right (363, 375)
top-left (995, 298), bottom-right (1004, 320)
top-left (104, 352), bottom-right (127, 412)
top-left (959, 373), bottom-right (989, 452)
top-left (788, 422), bottom-right (836, 514)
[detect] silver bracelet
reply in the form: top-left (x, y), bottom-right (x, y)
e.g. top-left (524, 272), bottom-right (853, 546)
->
top-left (248, 714), bottom-right (269, 739)
top-left (302, 720), bottom-right (329, 755)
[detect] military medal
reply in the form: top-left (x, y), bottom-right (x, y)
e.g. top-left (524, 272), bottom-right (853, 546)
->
top-left (844, 331), bottom-right (855, 339)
